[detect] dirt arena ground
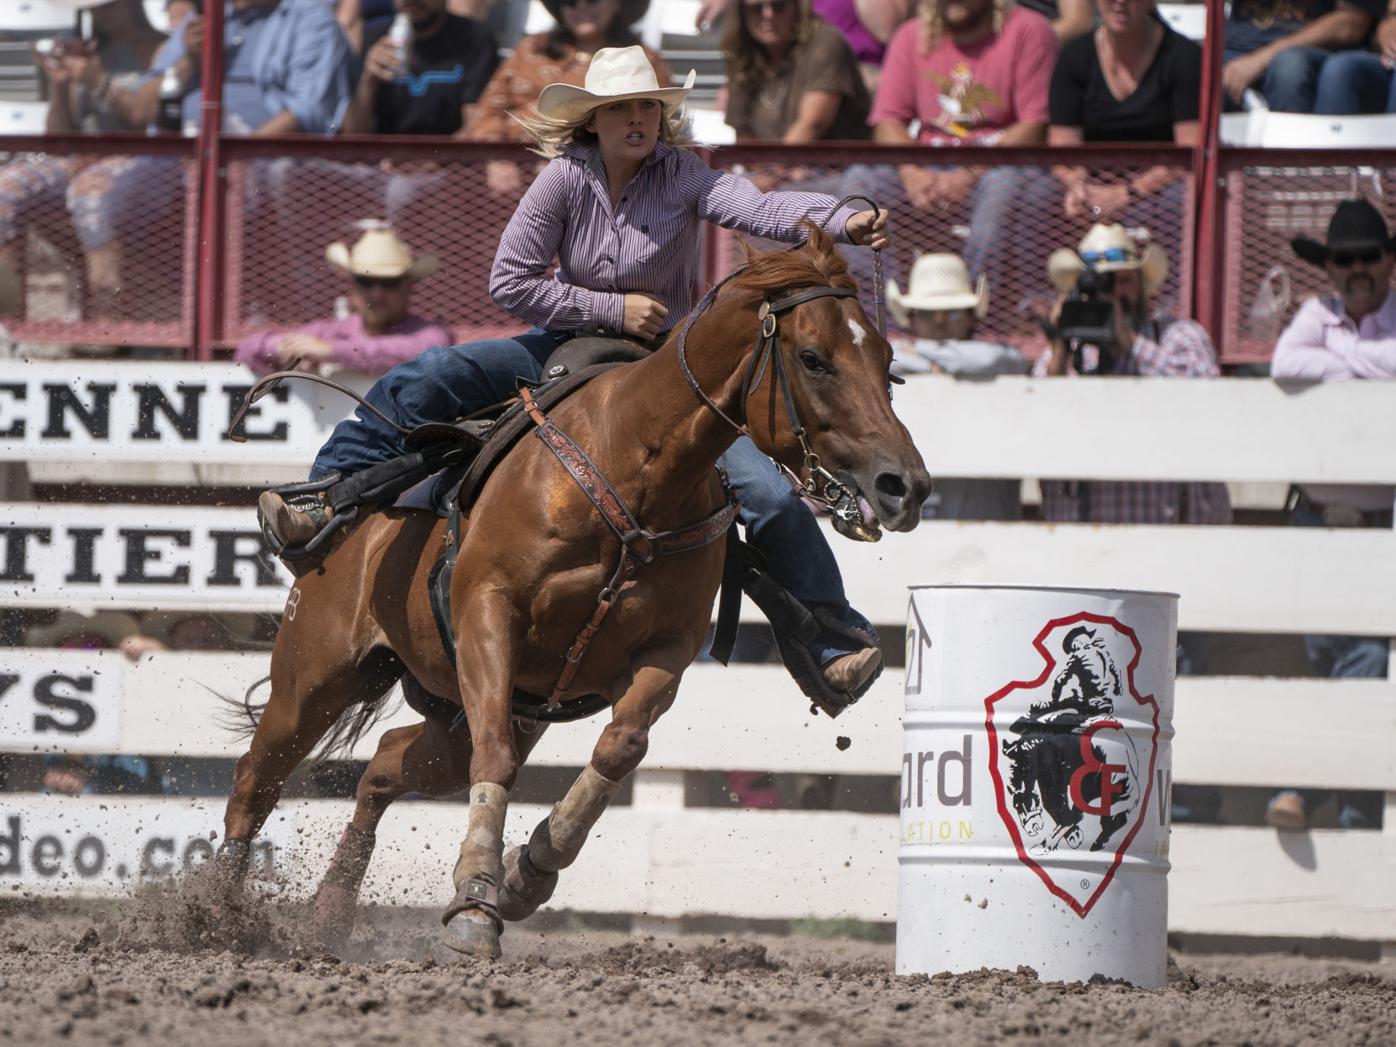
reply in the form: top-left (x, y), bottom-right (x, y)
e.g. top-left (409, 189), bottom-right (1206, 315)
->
top-left (1, 895), bottom-right (1392, 1047)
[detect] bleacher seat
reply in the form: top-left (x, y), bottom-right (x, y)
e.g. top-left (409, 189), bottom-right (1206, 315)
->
top-left (1, 100), bottom-right (47, 133)
top-left (1157, 3), bottom-right (1206, 41)
top-left (1221, 111), bottom-right (1396, 148)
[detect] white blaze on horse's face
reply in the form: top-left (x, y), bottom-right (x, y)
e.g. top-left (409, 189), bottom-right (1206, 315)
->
top-left (846, 318), bottom-right (867, 348)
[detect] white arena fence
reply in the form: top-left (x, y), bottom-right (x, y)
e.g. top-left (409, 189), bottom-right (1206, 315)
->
top-left (0, 362), bottom-right (1393, 954)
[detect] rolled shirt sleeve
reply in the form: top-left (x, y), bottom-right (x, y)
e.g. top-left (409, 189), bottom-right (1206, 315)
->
top-left (684, 153), bottom-right (857, 244)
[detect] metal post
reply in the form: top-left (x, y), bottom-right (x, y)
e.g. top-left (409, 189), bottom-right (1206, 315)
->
top-left (192, 1), bottom-right (226, 360)
top-left (1191, 0), bottom-right (1227, 351)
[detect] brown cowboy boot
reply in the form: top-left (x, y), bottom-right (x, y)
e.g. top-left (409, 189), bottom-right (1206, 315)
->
top-left (822, 646), bottom-right (882, 695)
top-left (257, 489), bottom-right (334, 552)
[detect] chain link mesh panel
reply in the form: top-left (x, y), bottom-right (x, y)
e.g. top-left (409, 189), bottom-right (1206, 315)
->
top-left (1221, 162), bottom-right (1396, 364)
top-left (224, 154), bottom-right (534, 346)
top-left (0, 147), bottom-right (195, 347)
top-left (707, 155), bottom-right (1195, 355)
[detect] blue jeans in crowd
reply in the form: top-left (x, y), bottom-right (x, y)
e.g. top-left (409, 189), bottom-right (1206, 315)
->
top-left (313, 330), bottom-right (875, 666)
top-left (1226, 45), bottom-right (1347, 113)
top-left (1315, 51), bottom-right (1396, 115)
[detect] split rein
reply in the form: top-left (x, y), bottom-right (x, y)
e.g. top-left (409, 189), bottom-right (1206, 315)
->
top-left (676, 195), bottom-right (893, 536)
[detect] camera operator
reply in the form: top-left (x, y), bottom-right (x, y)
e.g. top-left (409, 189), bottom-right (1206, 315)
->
top-left (1035, 225), bottom-right (1229, 828)
top-left (1035, 224), bottom-right (1230, 527)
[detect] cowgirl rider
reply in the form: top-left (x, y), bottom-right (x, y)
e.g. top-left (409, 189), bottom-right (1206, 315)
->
top-left (259, 45), bottom-right (893, 696)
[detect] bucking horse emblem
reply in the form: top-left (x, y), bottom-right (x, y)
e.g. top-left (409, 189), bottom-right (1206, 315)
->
top-left (984, 612), bottom-right (1161, 917)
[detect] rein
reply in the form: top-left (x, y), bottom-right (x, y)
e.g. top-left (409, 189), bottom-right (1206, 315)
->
top-left (676, 195), bottom-right (891, 536)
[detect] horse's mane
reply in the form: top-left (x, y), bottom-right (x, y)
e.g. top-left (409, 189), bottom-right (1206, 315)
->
top-left (734, 221), bottom-right (857, 297)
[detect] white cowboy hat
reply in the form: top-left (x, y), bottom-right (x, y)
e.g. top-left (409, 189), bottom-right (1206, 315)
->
top-left (46, 0), bottom-right (122, 9)
top-left (536, 45), bottom-right (696, 124)
top-left (1047, 223), bottom-right (1169, 295)
top-left (326, 223), bottom-right (438, 281)
top-left (886, 253), bottom-right (989, 327)
top-left (28, 609), bottom-right (140, 648)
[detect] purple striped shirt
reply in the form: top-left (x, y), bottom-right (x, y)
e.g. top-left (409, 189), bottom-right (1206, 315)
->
top-left (490, 141), bottom-right (859, 334)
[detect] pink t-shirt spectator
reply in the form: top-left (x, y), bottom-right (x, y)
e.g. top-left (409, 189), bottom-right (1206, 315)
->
top-left (869, 7), bottom-right (1058, 145)
top-left (235, 314), bottom-right (453, 375)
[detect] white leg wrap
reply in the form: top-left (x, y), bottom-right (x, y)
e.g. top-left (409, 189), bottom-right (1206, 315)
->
top-left (526, 764), bottom-right (620, 873)
top-left (451, 781), bottom-right (509, 891)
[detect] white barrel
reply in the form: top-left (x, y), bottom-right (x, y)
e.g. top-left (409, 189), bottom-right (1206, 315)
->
top-left (897, 585), bottom-right (1176, 988)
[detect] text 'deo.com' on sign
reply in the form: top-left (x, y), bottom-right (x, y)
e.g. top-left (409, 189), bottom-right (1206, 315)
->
top-left (0, 797), bottom-right (293, 891)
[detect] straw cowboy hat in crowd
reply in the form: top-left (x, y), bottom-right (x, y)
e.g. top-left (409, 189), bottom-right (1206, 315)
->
top-left (886, 253), bottom-right (989, 327)
top-left (326, 223), bottom-right (439, 282)
top-left (1047, 223), bottom-right (1169, 295)
top-left (536, 45), bottom-right (697, 123)
top-left (1291, 198), bottom-right (1396, 267)
top-left (28, 609), bottom-right (140, 648)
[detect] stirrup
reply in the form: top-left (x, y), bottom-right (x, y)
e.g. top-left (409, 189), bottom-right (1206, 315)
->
top-left (259, 474), bottom-right (356, 563)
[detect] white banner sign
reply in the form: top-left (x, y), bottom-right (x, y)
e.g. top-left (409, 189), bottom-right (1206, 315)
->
top-left (0, 649), bottom-right (125, 751)
top-left (0, 503), bottom-right (293, 611)
top-left (0, 796), bottom-right (291, 889)
top-left (0, 361), bottom-right (367, 464)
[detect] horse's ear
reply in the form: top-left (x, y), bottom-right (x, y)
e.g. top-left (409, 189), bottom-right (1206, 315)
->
top-left (737, 235), bottom-right (760, 266)
top-left (801, 219), bottom-right (835, 258)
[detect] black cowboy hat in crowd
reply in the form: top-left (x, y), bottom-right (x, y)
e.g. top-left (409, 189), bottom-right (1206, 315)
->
top-left (542, 0), bottom-right (651, 25)
top-left (1291, 198), bottom-right (1396, 267)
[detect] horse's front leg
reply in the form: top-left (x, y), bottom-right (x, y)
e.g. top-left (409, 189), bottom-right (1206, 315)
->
top-left (499, 658), bottom-right (684, 923)
top-left (441, 594), bottom-right (525, 959)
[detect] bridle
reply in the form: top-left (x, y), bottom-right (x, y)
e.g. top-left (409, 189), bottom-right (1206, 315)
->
top-left (676, 196), bottom-right (894, 538)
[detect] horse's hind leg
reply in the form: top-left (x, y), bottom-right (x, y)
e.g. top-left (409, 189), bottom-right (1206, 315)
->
top-left (218, 648), bottom-right (401, 881)
top-left (313, 707), bottom-right (549, 950)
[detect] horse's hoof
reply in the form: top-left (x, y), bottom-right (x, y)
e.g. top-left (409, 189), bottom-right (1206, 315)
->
top-left (311, 883), bottom-right (357, 953)
top-left (498, 845), bottom-right (558, 923)
top-left (441, 912), bottom-right (502, 959)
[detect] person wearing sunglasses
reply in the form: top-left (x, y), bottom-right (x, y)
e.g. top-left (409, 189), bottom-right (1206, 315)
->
top-left (235, 222), bottom-right (451, 375)
top-left (721, 0), bottom-right (871, 144)
top-left (1266, 199), bottom-right (1395, 832)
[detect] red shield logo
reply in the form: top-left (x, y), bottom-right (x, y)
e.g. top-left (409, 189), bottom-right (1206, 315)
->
top-left (984, 612), bottom-right (1160, 917)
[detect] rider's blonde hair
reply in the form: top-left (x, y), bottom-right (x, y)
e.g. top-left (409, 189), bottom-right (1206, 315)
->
top-left (513, 100), bottom-right (694, 159)
top-left (919, 0), bottom-right (1008, 51)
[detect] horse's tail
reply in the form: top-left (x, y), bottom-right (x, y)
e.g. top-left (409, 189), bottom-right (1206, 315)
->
top-left (217, 648), bottom-right (405, 761)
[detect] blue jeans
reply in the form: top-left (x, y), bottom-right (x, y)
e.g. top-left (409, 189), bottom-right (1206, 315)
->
top-left (1315, 51), bottom-right (1396, 115)
top-left (1226, 45), bottom-right (1334, 113)
top-left (313, 330), bottom-right (875, 665)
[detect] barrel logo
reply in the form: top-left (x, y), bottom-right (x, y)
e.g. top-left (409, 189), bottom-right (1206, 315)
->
top-left (983, 612), bottom-right (1160, 917)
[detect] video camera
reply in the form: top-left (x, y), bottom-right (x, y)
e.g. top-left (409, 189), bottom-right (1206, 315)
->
top-left (1054, 267), bottom-right (1119, 374)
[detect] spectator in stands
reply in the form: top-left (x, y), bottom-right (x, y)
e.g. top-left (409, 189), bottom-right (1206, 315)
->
top-left (1223, 0), bottom-right (1382, 112)
top-left (886, 252), bottom-right (1024, 520)
top-left (1037, 222), bottom-right (1229, 823)
top-left (164, 0), bottom-right (198, 30)
top-left (340, 0), bottom-right (498, 136)
top-left (82, 0), bottom-right (354, 320)
top-left (119, 611), bottom-right (254, 659)
top-left (141, 0), bottom-right (355, 136)
top-left (236, 223), bottom-right (449, 374)
top-left (1314, 0), bottom-right (1396, 113)
top-left (0, 0), bottom-right (166, 322)
top-left (1265, 198), bottom-right (1395, 831)
top-left (860, 0), bottom-right (1059, 316)
top-left (721, 0), bottom-right (871, 142)
top-left (28, 609), bottom-right (142, 651)
top-left (1049, 0), bottom-right (1199, 238)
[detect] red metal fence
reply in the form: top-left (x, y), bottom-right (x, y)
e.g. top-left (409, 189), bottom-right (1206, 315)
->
top-left (1, 131), bottom-right (1392, 364)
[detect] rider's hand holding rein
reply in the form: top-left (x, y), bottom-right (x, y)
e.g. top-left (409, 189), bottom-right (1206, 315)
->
top-left (845, 208), bottom-right (892, 251)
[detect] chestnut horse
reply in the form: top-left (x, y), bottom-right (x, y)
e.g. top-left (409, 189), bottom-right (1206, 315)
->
top-left (216, 226), bottom-right (931, 957)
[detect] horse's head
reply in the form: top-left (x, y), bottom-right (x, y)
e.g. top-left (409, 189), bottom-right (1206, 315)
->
top-left (727, 224), bottom-right (932, 538)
